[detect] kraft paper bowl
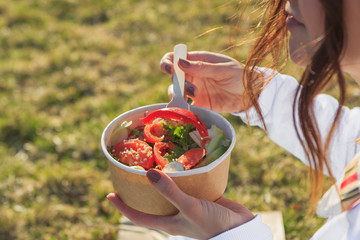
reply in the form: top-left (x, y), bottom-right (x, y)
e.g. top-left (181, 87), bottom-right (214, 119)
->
top-left (101, 104), bottom-right (236, 216)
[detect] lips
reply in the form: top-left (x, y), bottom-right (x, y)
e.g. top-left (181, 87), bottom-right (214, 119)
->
top-left (286, 14), bottom-right (304, 28)
top-left (285, 2), bottom-right (305, 27)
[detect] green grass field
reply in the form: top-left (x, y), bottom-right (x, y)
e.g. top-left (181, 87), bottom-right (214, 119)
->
top-left (1, 0), bottom-right (359, 239)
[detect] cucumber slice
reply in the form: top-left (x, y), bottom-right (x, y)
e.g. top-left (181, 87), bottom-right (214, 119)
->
top-left (207, 124), bottom-right (224, 138)
top-left (197, 145), bottom-right (227, 168)
top-left (206, 134), bottom-right (224, 154)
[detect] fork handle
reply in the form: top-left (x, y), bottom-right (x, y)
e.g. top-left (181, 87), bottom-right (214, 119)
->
top-left (173, 44), bottom-right (187, 97)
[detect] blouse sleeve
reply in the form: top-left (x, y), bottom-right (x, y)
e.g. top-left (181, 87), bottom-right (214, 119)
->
top-left (209, 214), bottom-right (273, 240)
top-left (312, 152), bottom-right (360, 239)
top-left (232, 68), bottom-right (360, 180)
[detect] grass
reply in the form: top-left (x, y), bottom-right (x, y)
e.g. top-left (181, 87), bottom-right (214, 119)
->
top-left (1, 0), bottom-right (359, 239)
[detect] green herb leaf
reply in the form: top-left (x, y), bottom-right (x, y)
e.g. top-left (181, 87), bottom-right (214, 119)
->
top-left (130, 128), bottom-right (143, 137)
top-left (162, 121), bottom-right (199, 161)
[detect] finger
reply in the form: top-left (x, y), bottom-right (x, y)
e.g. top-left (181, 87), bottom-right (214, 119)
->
top-left (186, 51), bottom-right (234, 63)
top-left (146, 169), bottom-right (198, 213)
top-left (168, 84), bottom-right (173, 100)
top-left (168, 81), bottom-right (197, 100)
top-left (160, 52), bottom-right (174, 74)
top-left (161, 51), bottom-right (231, 65)
top-left (178, 58), bottom-right (234, 80)
top-left (214, 196), bottom-right (250, 215)
top-left (106, 193), bottom-right (174, 230)
top-left (160, 51), bottom-right (233, 75)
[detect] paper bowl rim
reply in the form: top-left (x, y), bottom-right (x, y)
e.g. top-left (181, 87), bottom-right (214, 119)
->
top-left (101, 104), bottom-right (236, 177)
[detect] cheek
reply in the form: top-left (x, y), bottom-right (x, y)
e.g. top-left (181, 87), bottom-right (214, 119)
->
top-left (288, 26), bottom-right (311, 66)
top-left (300, 0), bottom-right (325, 41)
top-left (341, 0), bottom-right (360, 68)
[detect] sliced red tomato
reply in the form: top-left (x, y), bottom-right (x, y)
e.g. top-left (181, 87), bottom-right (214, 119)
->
top-left (112, 139), bottom-right (154, 170)
top-left (153, 142), bottom-right (175, 169)
top-left (143, 121), bottom-right (165, 143)
top-left (176, 148), bottom-right (207, 170)
top-left (140, 108), bottom-right (208, 138)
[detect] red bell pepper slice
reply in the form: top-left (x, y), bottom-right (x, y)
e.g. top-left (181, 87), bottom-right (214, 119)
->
top-left (140, 108), bottom-right (208, 138)
top-left (143, 121), bottom-right (165, 143)
top-left (176, 148), bottom-right (207, 170)
top-left (153, 142), bottom-right (176, 169)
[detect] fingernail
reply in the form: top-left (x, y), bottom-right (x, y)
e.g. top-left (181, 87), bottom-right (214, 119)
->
top-left (106, 194), bottom-right (114, 203)
top-left (185, 81), bottom-right (197, 97)
top-left (165, 65), bottom-right (172, 74)
top-left (147, 169), bottom-right (161, 183)
top-left (179, 58), bottom-right (190, 68)
top-left (186, 87), bottom-right (195, 97)
top-left (106, 193), bottom-right (116, 200)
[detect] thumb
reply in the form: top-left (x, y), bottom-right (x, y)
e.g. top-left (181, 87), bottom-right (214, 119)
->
top-left (215, 196), bottom-right (253, 215)
top-left (178, 58), bottom-right (227, 79)
top-left (146, 169), bottom-right (197, 212)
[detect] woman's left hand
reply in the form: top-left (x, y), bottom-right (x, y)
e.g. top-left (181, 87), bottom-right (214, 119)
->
top-left (107, 169), bottom-right (254, 239)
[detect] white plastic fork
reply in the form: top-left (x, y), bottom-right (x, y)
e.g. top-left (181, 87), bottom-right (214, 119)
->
top-left (166, 44), bottom-right (190, 110)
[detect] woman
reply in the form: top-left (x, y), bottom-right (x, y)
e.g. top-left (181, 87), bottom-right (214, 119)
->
top-left (107, 0), bottom-right (360, 239)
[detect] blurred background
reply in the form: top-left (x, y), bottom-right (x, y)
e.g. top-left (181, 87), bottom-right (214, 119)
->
top-left (1, 0), bottom-right (359, 239)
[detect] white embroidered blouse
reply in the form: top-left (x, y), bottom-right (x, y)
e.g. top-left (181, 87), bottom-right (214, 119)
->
top-left (216, 69), bottom-right (360, 240)
top-left (170, 69), bottom-right (360, 240)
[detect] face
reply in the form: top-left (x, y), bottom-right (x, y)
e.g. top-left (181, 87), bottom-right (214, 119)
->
top-left (285, 0), bottom-right (360, 82)
top-left (342, 0), bottom-right (360, 80)
top-left (285, 0), bottom-right (325, 66)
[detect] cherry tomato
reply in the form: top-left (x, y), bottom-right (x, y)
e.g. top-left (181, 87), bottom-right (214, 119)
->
top-left (177, 148), bottom-right (207, 170)
top-left (143, 121), bottom-right (165, 143)
top-left (112, 139), bottom-right (154, 170)
top-left (140, 108), bottom-right (208, 138)
top-left (153, 142), bottom-right (175, 169)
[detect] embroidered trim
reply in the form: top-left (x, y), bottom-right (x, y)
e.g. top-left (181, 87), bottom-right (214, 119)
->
top-left (340, 153), bottom-right (360, 211)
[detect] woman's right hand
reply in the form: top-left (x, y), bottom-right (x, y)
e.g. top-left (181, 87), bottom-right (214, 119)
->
top-left (160, 51), bottom-right (262, 113)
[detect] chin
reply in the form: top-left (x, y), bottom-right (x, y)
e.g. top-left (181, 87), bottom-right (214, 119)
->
top-left (289, 44), bottom-right (311, 67)
top-left (290, 54), bottom-right (308, 67)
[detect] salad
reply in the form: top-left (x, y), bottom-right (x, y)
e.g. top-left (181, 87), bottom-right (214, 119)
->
top-left (107, 107), bottom-right (230, 172)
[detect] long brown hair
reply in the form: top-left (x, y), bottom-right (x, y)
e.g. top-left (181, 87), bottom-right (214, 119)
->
top-left (236, 0), bottom-right (346, 208)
